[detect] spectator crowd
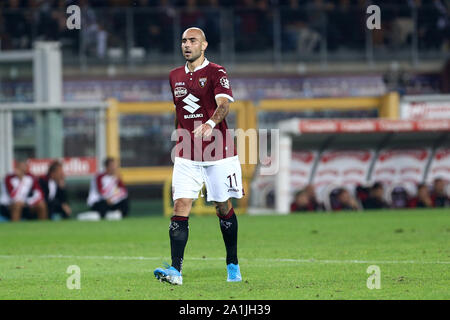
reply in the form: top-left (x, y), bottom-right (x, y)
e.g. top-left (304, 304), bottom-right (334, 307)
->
top-left (290, 179), bottom-right (450, 213)
top-left (0, 157), bottom-right (129, 222)
top-left (0, 0), bottom-right (449, 57)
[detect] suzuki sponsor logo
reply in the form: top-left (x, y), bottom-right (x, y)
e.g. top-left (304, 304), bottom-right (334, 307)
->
top-left (184, 113), bottom-right (204, 119)
top-left (182, 94), bottom-right (201, 113)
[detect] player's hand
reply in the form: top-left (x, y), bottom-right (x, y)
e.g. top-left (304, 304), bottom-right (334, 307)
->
top-left (62, 203), bottom-right (72, 216)
top-left (193, 123), bottom-right (213, 138)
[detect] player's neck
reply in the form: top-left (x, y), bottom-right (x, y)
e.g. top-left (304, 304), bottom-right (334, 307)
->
top-left (186, 56), bottom-right (205, 72)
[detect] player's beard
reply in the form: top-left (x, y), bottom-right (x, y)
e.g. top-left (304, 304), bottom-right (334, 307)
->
top-left (185, 51), bottom-right (202, 63)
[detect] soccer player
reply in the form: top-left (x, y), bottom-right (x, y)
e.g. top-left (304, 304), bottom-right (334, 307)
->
top-left (87, 157), bottom-right (129, 219)
top-left (153, 27), bottom-right (244, 285)
top-left (0, 160), bottom-right (47, 222)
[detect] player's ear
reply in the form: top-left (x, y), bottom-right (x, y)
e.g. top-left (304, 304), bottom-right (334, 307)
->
top-left (202, 41), bottom-right (208, 52)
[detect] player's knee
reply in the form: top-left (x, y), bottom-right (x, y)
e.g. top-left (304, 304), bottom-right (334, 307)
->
top-left (173, 198), bottom-right (192, 215)
top-left (37, 201), bottom-right (48, 215)
top-left (11, 201), bottom-right (25, 208)
top-left (10, 202), bottom-right (25, 211)
top-left (36, 200), bottom-right (46, 209)
top-left (215, 202), bottom-right (229, 217)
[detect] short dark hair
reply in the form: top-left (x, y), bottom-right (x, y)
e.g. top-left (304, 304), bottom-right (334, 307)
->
top-left (47, 160), bottom-right (62, 176)
top-left (103, 157), bottom-right (115, 169)
top-left (417, 183), bottom-right (427, 191)
top-left (295, 189), bottom-right (307, 197)
top-left (372, 182), bottom-right (383, 190)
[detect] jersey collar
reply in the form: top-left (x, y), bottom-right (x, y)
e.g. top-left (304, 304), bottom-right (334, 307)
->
top-left (185, 57), bottom-right (209, 73)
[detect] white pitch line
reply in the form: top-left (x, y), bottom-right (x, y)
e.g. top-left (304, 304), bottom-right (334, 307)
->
top-left (255, 258), bottom-right (450, 265)
top-left (0, 254), bottom-right (449, 265)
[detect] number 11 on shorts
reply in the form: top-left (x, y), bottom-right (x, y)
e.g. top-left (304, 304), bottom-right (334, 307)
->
top-left (227, 173), bottom-right (237, 188)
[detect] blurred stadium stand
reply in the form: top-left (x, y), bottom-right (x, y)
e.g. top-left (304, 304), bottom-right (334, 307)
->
top-left (1, 1), bottom-right (449, 100)
top-left (0, 1), bottom-right (449, 71)
top-left (0, 0), bottom-right (449, 218)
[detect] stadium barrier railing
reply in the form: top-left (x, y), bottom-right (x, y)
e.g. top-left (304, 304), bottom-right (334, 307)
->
top-left (106, 93), bottom-right (399, 215)
top-left (0, 101), bottom-right (109, 180)
top-left (273, 118), bottom-right (450, 214)
top-left (106, 99), bottom-right (254, 216)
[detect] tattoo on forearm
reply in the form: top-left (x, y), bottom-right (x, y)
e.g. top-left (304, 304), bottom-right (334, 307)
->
top-left (211, 103), bottom-right (229, 125)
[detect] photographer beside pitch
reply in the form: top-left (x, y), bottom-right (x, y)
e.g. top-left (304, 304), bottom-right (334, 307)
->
top-left (154, 27), bottom-right (244, 285)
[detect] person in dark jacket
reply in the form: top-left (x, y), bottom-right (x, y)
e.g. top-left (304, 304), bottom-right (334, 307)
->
top-left (408, 183), bottom-right (433, 208)
top-left (290, 189), bottom-right (312, 213)
top-left (431, 178), bottom-right (449, 207)
top-left (362, 182), bottom-right (390, 210)
top-left (39, 161), bottom-right (72, 219)
top-left (333, 188), bottom-right (359, 211)
top-left (304, 184), bottom-right (323, 211)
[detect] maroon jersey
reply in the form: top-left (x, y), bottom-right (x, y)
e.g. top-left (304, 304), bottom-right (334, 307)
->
top-left (170, 58), bottom-right (237, 162)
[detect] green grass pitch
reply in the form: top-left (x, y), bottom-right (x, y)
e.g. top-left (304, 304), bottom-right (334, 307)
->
top-left (0, 209), bottom-right (449, 300)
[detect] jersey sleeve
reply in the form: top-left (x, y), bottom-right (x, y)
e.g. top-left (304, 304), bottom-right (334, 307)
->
top-left (27, 176), bottom-right (44, 206)
top-left (4, 175), bottom-right (15, 197)
top-left (169, 74), bottom-right (176, 108)
top-left (213, 67), bottom-right (234, 102)
top-left (96, 174), bottom-right (107, 197)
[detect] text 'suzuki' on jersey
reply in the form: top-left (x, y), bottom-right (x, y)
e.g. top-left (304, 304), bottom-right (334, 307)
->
top-left (170, 58), bottom-right (237, 162)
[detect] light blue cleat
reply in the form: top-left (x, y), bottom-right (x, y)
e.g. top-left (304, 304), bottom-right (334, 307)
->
top-left (154, 263), bottom-right (183, 285)
top-left (227, 263), bottom-right (242, 282)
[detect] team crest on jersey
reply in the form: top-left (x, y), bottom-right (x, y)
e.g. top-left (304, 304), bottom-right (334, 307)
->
top-left (174, 87), bottom-right (187, 98)
top-left (199, 77), bottom-right (207, 88)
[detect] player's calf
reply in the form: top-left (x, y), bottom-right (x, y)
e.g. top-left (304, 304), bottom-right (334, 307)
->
top-left (10, 201), bottom-right (25, 222)
top-left (34, 200), bottom-right (48, 220)
top-left (169, 214), bottom-right (189, 273)
top-left (215, 201), bottom-right (240, 280)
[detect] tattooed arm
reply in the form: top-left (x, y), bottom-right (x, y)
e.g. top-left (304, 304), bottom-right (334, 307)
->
top-left (210, 96), bottom-right (230, 125)
top-left (193, 97), bottom-right (230, 138)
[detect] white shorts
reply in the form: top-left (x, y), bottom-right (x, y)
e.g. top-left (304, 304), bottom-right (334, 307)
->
top-left (172, 155), bottom-right (244, 203)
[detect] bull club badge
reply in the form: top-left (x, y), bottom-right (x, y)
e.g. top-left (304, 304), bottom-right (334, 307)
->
top-left (199, 77), bottom-right (207, 88)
